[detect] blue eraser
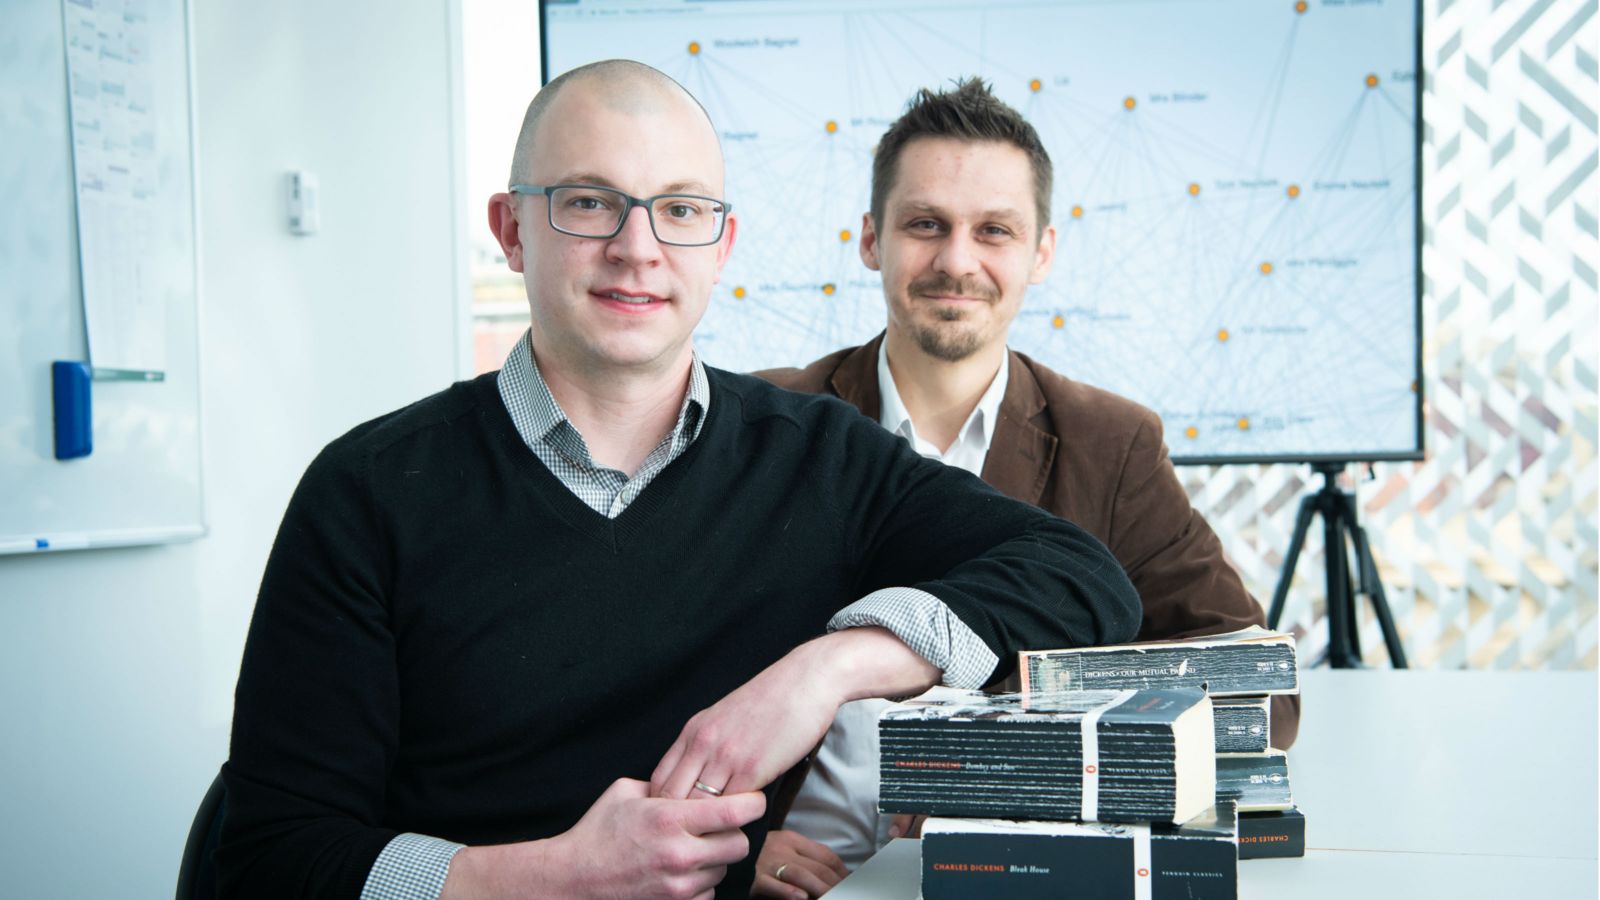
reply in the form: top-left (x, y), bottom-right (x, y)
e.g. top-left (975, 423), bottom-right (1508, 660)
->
top-left (52, 361), bottom-right (92, 460)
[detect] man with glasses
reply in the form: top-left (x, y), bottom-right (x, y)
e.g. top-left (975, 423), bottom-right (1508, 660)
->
top-left (220, 60), bottom-right (1141, 900)
top-left (755, 79), bottom-right (1299, 897)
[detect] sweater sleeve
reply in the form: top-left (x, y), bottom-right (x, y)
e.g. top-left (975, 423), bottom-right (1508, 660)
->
top-left (218, 442), bottom-right (407, 899)
top-left (828, 408), bottom-right (1143, 682)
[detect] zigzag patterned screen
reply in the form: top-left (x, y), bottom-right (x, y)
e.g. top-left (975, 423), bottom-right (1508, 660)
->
top-left (1191, 0), bottom-right (1597, 670)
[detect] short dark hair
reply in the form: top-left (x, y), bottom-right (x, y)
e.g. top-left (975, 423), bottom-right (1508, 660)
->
top-left (870, 77), bottom-right (1053, 234)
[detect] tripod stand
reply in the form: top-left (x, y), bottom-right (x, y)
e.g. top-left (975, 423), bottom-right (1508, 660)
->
top-left (1266, 461), bottom-right (1407, 669)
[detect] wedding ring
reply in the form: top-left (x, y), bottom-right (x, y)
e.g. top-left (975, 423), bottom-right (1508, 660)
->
top-left (692, 780), bottom-right (724, 797)
top-left (775, 864), bottom-right (789, 882)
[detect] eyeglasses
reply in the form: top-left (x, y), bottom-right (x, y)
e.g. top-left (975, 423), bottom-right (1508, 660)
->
top-left (509, 183), bottom-right (731, 247)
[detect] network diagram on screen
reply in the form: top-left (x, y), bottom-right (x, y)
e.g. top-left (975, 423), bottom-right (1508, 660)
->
top-left (544, 0), bottom-right (1421, 462)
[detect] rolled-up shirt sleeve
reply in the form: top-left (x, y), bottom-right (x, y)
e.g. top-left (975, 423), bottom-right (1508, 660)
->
top-left (827, 587), bottom-right (999, 689)
top-left (359, 833), bottom-right (464, 900)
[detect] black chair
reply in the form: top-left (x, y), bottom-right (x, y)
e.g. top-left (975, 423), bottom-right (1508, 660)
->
top-left (176, 770), bottom-right (225, 900)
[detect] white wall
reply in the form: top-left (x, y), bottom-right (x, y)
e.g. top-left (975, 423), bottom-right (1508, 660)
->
top-left (0, 2), bottom-right (462, 896)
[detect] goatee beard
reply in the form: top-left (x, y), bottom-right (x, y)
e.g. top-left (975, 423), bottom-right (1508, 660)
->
top-left (911, 322), bottom-right (984, 362)
top-left (905, 274), bottom-right (997, 362)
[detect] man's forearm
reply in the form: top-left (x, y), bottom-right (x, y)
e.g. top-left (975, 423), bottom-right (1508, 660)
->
top-left (803, 625), bottom-right (941, 704)
top-left (438, 839), bottom-right (562, 900)
top-left (438, 840), bottom-right (546, 900)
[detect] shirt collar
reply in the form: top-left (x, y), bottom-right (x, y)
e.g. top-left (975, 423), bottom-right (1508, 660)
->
top-left (497, 329), bottom-right (710, 456)
top-left (876, 338), bottom-right (1009, 459)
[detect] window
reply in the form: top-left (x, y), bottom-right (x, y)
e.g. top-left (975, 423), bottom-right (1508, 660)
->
top-left (461, 0), bottom-right (540, 374)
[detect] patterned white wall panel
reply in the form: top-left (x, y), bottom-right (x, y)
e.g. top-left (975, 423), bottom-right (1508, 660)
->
top-left (1192, 0), bottom-right (1598, 670)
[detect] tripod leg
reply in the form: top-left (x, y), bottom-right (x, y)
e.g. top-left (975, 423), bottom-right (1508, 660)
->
top-left (1323, 493), bottom-right (1360, 668)
top-left (1344, 495), bottom-right (1409, 668)
top-left (1343, 513), bottom-right (1365, 661)
top-left (1268, 495), bottom-right (1318, 629)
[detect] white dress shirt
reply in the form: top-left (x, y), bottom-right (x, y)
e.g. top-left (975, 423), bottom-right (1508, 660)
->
top-left (875, 339), bottom-right (1009, 478)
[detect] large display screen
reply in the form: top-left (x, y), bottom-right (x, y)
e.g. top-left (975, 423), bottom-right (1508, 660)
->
top-left (542, 0), bottom-right (1423, 464)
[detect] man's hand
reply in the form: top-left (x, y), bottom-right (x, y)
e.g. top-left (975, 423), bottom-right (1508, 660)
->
top-left (441, 778), bottom-right (765, 900)
top-left (651, 627), bottom-right (940, 801)
top-left (886, 814), bottom-right (928, 840)
top-left (749, 829), bottom-right (849, 899)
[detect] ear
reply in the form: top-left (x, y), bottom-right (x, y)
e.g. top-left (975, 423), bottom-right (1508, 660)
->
top-left (710, 212), bottom-right (738, 283)
top-left (858, 212), bottom-right (882, 272)
top-left (1029, 223), bottom-right (1057, 284)
top-left (488, 192), bottom-right (526, 273)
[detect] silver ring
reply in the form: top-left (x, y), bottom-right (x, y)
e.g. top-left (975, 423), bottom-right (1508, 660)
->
top-left (775, 863), bottom-right (789, 882)
top-left (692, 780), bottom-right (724, 797)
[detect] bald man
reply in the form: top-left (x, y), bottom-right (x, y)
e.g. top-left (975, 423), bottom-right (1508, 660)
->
top-left (218, 60), bottom-right (1141, 900)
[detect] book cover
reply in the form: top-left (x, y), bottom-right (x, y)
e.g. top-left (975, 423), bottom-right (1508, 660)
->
top-left (1213, 697), bottom-right (1270, 753)
top-left (1238, 807), bottom-right (1306, 859)
top-left (1216, 750), bottom-right (1293, 812)
top-left (922, 803), bottom-right (1238, 899)
top-left (1019, 626), bottom-right (1299, 697)
top-left (879, 688), bottom-right (1215, 824)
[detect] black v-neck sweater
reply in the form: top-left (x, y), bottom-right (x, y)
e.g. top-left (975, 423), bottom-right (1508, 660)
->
top-left (220, 368), bottom-right (1140, 898)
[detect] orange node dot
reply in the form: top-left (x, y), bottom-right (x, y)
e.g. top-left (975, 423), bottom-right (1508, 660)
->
top-left (1123, 96), bottom-right (1137, 110)
top-left (839, 229), bottom-right (852, 242)
top-left (1051, 314), bottom-right (1065, 329)
top-left (732, 286), bottom-right (746, 299)
top-left (1366, 74), bottom-right (1379, 88)
top-left (1217, 329), bottom-right (1230, 342)
top-left (1071, 205), bottom-right (1084, 218)
top-left (1260, 261), bottom-right (1274, 275)
top-left (1411, 380), bottom-right (1419, 393)
top-left (1187, 182), bottom-right (1201, 196)
top-left (821, 282), bottom-right (836, 296)
top-left (1184, 426), bottom-right (1199, 440)
top-left (825, 120), bottom-right (839, 134)
top-left (1295, 0), bottom-right (1307, 12)
top-left (1287, 184), bottom-right (1301, 198)
top-left (688, 41), bottom-right (701, 55)
top-left (1029, 78), bottom-right (1042, 92)
top-left (1237, 417), bottom-right (1251, 430)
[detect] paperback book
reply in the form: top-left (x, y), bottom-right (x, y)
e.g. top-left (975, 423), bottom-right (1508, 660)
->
top-left (921, 803), bottom-right (1238, 900)
top-left (1019, 626), bottom-right (1298, 697)
top-left (878, 688), bottom-right (1215, 825)
top-left (1238, 807), bottom-right (1305, 859)
top-left (1216, 749), bottom-right (1293, 812)
top-left (1212, 697), bottom-right (1271, 753)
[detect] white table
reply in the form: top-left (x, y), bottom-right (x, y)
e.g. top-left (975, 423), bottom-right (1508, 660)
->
top-left (830, 669), bottom-right (1599, 898)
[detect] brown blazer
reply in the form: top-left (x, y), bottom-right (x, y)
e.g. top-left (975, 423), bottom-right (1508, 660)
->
top-left (759, 334), bottom-right (1299, 747)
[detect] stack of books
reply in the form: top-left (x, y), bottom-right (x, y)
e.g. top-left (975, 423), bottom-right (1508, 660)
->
top-left (880, 687), bottom-right (1238, 898)
top-left (1019, 627), bottom-right (1304, 859)
top-left (883, 627), bottom-right (1306, 897)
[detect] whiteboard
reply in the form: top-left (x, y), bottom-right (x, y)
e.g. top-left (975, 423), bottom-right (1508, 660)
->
top-left (542, 0), bottom-right (1424, 465)
top-left (0, 0), bottom-right (203, 554)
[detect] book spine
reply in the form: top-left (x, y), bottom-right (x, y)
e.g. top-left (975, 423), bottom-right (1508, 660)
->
top-left (879, 729), bottom-right (1185, 822)
top-left (1021, 644), bottom-right (1299, 695)
top-left (1213, 701), bottom-right (1270, 753)
top-left (1215, 753), bottom-right (1293, 812)
top-left (1238, 809), bottom-right (1306, 859)
top-left (922, 828), bottom-right (1236, 899)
